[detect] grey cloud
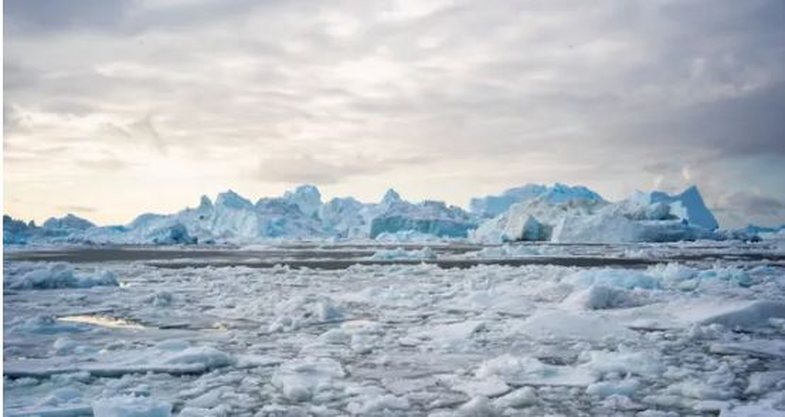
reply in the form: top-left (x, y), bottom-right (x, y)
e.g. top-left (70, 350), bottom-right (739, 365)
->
top-left (4, 0), bottom-right (136, 34)
top-left (3, 0), bottom-right (269, 35)
top-left (720, 192), bottom-right (785, 217)
top-left (57, 205), bottom-right (98, 214)
top-left (127, 114), bottom-right (166, 154)
top-left (256, 154), bottom-right (428, 185)
top-left (76, 155), bottom-right (132, 172)
top-left (4, 0), bottom-right (785, 227)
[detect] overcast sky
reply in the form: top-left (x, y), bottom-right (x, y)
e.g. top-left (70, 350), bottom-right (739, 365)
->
top-left (4, 0), bottom-right (785, 227)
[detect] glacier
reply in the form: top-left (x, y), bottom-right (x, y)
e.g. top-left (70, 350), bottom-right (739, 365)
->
top-left (1, 183), bottom-right (760, 245)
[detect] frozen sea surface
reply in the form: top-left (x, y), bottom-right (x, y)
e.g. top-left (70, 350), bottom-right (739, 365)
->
top-left (4, 241), bottom-right (785, 416)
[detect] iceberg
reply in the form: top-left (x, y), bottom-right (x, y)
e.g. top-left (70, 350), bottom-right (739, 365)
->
top-left (369, 190), bottom-right (476, 238)
top-left (473, 185), bottom-right (723, 243)
top-left (319, 197), bottom-right (366, 238)
top-left (3, 215), bottom-right (36, 244)
top-left (42, 214), bottom-right (95, 232)
top-left (2, 183), bottom-right (738, 245)
top-left (283, 184), bottom-right (322, 217)
top-left (631, 185), bottom-right (719, 230)
top-left (472, 185), bottom-right (607, 243)
top-left (470, 183), bottom-right (604, 218)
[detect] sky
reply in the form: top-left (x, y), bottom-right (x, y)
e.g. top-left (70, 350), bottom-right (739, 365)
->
top-left (4, 0), bottom-right (785, 228)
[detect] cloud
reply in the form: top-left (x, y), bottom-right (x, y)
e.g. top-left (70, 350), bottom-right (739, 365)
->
top-left (76, 155), bottom-right (132, 172)
top-left (719, 192), bottom-right (785, 217)
top-left (256, 154), bottom-right (427, 185)
top-left (4, 0), bottom-right (785, 226)
top-left (57, 205), bottom-right (98, 214)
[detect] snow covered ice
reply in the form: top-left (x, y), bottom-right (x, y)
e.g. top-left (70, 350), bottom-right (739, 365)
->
top-left (4, 236), bottom-right (785, 416)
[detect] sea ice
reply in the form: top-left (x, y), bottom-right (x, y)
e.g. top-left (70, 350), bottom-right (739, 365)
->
top-left (6, 263), bottom-right (119, 290)
top-left (92, 396), bottom-right (171, 417)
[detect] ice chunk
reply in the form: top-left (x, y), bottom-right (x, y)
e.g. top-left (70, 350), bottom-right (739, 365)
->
top-left (6, 263), bottom-right (119, 290)
top-left (561, 285), bottom-right (639, 310)
top-left (409, 320), bottom-right (486, 350)
top-left (563, 268), bottom-right (661, 290)
top-left (647, 185), bottom-right (719, 230)
top-left (583, 350), bottom-right (664, 377)
top-left (283, 184), bottom-right (322, 217)
top-left (380, 188), bottom-right (402, 206)
top-left (368, 247), bottom-right (437, 261)
top-left (513, 311), bottom-right (636, 341)
top-left (4, 214), bottom-right (37, 244)
top-left (347, 393), bottom-right (410, 414)
top-left (746, 371), bottom-right (785, 394)
top-left (586, 378), bottom-right (640, 397)
top-left (451, 375), bottom-right (511, 397)
top-left (470, 184), bottom-right (549, 218)
top-left (271, 357), bottom-right (345, 402)
top-left (472, 185), bottom-right (720, 243)
top-left (456, 396), bottom-right (498, 417)
top-left (700, 301), bottom-right (785, 329)
top-left (42, 214), bottom-right (95, 231)
top-left (719, 399), bottom-right (785, 417)
top-left (161, 346), bottom-right (235, 369)
top-left (477, 354), bottom-right (595, 387)
top-left (370, 196), bottom-right (476, 238)
top-left (711, 340), bottom-right (785, 358)
top-left (215, 189), bottom-right (253, 210)
top-left (5, 342), bottom-right (234, 378)
top-left (319, 197), bottom-right (365, 238)
top-left (470, 183), bottom-right (605, 219)
top-left (493, 387), bottom-right (537, 408)
top-left (269, 294), bottom-right (345, 332)
top-left (92, 396), bottom-right (171, 417)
